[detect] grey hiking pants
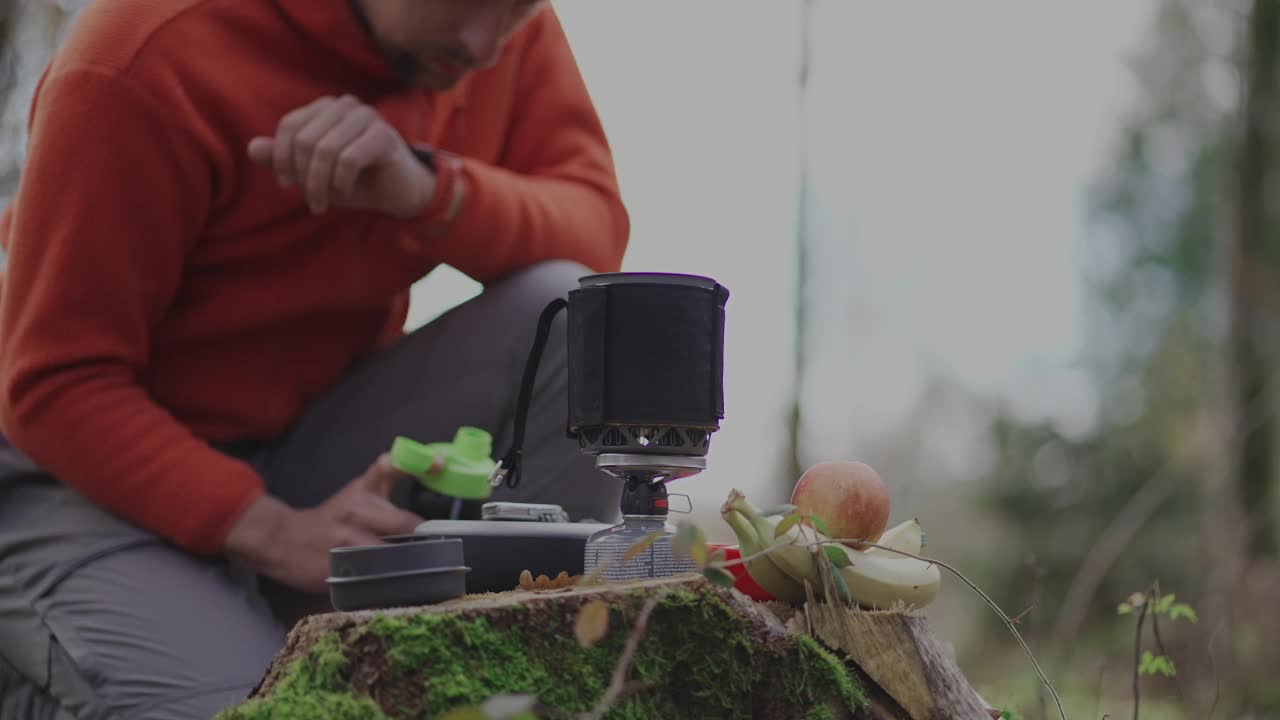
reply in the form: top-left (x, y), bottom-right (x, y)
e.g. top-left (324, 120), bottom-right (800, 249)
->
top-left (0, 260), bottom-right (621, 720)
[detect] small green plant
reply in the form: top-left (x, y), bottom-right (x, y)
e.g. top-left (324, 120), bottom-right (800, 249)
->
top-left (1117, 589), bottom-right (1198, 678)
top-left (1117, 584), bottom-right (1197, 719)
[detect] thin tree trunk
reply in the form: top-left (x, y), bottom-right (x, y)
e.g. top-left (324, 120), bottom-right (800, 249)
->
top-left (1204, 0), bottom-right (1280, 714)
top-left (785, 0), bottom-right (816, 486)
top-left (1228, 0), bottom-right (1279, 560)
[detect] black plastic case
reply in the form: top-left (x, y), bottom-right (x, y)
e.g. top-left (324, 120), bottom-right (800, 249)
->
top-left (411, 520), bottom-right (611, 594)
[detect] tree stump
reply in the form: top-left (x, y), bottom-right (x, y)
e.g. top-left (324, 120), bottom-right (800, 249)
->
top-left (217, 575), bottom-right (997, 719)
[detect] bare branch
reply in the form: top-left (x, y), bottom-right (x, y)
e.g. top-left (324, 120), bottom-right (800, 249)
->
top-left (1132, 588), bottom-right (1153, 720)
top-left (799, 537), bottom-right (1067, 720)
top-left (1208, 617), bottom-right (1225, 719)
top-left (1053, 363), bottom-right (1280, 650)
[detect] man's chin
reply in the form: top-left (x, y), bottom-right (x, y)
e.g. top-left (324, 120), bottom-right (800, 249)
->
top-left (417, 74), bottom-right (464, 91)
top-left (395, 67), bottom-right (467, 92)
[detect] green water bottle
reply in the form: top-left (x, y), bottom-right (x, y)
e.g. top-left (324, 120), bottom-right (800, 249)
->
top-left (391, 426), bottom-right (498, 519)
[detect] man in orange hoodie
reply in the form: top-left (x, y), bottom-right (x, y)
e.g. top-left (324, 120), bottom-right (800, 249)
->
top-left (0, 1), bottom-right (629, 717)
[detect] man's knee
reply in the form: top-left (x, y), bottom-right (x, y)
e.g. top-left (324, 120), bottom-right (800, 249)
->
top-left (486, 260), bottom-right (593, 316)
top-left (482, 261), bottom-right (593, 366)
top-left (498, 259), bottom-right (595, 293)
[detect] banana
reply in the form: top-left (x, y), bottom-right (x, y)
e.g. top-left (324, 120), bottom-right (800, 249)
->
top-left (725, 491), bottom-right (820, 586)
top-left (721, 508), bottom-right (809, 604)
top-left (864, 518), bottom-right (924, 559)
top-left (725, 489), bottom-right (942, 610)
top-left (834, 543), bottom-right (941, 610)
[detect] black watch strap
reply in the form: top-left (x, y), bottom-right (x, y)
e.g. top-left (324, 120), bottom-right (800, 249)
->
top-left (409, 145), bottom-right (438, 173)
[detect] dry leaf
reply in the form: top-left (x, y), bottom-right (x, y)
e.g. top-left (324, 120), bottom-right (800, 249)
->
top-left (574, 600), bottom-right (610, 648)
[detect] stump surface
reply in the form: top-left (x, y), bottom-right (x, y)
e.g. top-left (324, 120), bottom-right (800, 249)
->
top-left (217, 575), bottom-right (992, 719)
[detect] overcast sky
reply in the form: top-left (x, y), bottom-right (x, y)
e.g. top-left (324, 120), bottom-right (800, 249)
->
top-left (412, 0), bottom-right (1161, 519)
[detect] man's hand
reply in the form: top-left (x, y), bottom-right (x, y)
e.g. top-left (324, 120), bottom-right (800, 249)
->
top-left (248, 95), bottom-right (436, 219)
top-left (224, 454), bottom-right (424, 593)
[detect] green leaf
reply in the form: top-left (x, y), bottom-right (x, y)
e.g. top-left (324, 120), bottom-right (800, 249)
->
top-left (1137, 651), bottom-right (1177, 677)
top-left (808, 515), bottom-right (832, 537)
top-left (759, 503), bottom-right (798, 517)
top-left (1155, 593), bottom-right (1175, 614)
top-left (574, 600), bottom-right (610, 648)
top-left (673, 522), bottom-right (707, 568)
top-left (774, 513), bottom-right (804, 539)
top-left (824, 545), bottom-right (853, 568)
top-left (1168, 603), bottom-right (1198, 623)
top-left (1139, 651), bottom-right (1176, 677)
top-left (622, 530), bottom-right (665, 565)
top-left (828, 555), bottom-right (851, 603)
top-left (1117, 602), bottom-right (1134, 615)
top-left (703, 566), bottom-right (737, 588)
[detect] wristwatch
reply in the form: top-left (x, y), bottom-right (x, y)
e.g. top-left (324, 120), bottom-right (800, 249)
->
top-left (409, 143), bottom-right (465, 222)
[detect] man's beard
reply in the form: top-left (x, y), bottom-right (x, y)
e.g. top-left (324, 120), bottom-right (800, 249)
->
top-left (347, 0), bottom-right (467, 89)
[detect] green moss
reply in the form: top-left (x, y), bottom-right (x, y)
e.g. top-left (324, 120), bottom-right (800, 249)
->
top-left (218, 691), bottom-right (390, 720)
top-left (215, 633), bottom-right (391, 720)
top-left (223, 586), bottom-right (869, 719)
top-left (783, 636), bottom-right (867, 718)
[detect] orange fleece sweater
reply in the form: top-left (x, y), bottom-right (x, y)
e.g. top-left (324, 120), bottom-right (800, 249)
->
top-left (0, 0), bottom-right (628, 554)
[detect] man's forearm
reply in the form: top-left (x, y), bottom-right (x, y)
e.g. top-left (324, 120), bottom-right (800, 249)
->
top-left (0, 368), bottom-right (266, 554)
top-left (405, 158), bottom-right (629, 284)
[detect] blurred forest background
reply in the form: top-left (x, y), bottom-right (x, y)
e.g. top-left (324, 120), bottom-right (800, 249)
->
top-left (3, 0), bottom-right (1280, 718)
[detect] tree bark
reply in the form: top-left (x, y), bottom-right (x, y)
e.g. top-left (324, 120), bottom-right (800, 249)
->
top-left (1228, 0), bottom-right (1280, 560)
top-left (222, 577), bottom-right (993, 720)
top-left (1205, 0), bottom-right (1280, 713)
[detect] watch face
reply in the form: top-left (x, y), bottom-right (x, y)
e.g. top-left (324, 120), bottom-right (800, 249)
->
top-left (411, 146), bottom-right (438, 172)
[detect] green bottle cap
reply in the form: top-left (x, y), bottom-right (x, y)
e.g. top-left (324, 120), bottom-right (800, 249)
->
top-left (390, 426), bottom-right (497, 501)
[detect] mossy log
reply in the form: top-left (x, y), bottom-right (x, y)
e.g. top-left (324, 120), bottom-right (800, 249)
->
top-left (217, 575), bottom-right (993, 720)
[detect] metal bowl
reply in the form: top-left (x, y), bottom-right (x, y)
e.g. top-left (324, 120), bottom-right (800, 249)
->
top-left (329, 537), bottom-right (463, 577)
top-left (327, 537), bottom-right (470, 611)
top-left (327, 565), bottom-right (470, 611)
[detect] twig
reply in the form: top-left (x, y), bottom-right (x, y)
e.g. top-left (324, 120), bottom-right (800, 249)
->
top-left (802, 537), bottom-right (1069, 720)
top-left (1132, 589), bottom-right (1153, 720)
top-left (1053, 465), bottom-right (1186, 651)
top-left (1207, 617), bottom-right (1225, 719)
top-left (580, 590), bottom-right (670, 720)
top-left (1031, 563), bottom-right (1048, 720)
top-left (713, 542), bottom-right (793, 571)
top-left (1145, 588), bottom-right (1190, 713)
top-left (1092, 659), bottom-right (1108, 720)
top-left (1053, 366), bottom-right (1280, 651)
top-left (1010, 603), bottom-right (1038, 626)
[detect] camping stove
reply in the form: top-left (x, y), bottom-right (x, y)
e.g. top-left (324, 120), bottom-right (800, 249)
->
top-left (383, 273), bottom-right (729, 599)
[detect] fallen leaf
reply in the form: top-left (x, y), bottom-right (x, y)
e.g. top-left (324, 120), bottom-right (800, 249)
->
top-left (574, 600), bottom-right (610, 648)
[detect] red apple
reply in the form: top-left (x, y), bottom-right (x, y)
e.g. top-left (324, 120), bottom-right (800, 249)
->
top-left (790, 461), bottom-right (890, 549)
